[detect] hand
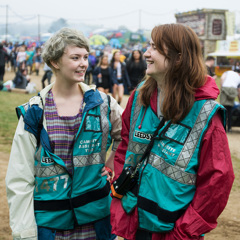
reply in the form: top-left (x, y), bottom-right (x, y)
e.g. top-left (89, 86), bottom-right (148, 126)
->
top-left (101, 166), bottom-right (112, 182)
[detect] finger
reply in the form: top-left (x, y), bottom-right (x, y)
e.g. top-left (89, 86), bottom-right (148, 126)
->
top-left (101, 170), bottom-right (108, 176)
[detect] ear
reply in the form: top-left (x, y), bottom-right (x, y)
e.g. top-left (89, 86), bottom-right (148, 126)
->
top-left (50, 60), bottom-right (60, 70)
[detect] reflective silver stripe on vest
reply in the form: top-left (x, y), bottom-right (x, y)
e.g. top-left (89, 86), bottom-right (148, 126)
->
top-left (148, 152), bottom-right (196, 185)
top-left (125, 153), bottom-right (143, 167)
top-left (175, 100), bottom-right (217, 169)
top-left (99, 92), bottom-right (110, 154)
top-left (74, 93), bottom-right (109, 168)
top-left (35, 163), bottom-right (66, 177)
top-left (73, 152), bottom-right (105, 167)
top-left (126, 100), bottom-right (148, 165)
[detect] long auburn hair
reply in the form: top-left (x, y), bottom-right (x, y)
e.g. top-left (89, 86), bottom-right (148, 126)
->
top-left (138, 24), bottom-right (207, 123)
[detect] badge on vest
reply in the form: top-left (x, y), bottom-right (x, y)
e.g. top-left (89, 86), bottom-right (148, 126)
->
top-left (41, 157), bottom-right (54, 165)
top-left (85, 115), bottom-right (102, 132)
top-left (134, 130), bottom-right (153, 141)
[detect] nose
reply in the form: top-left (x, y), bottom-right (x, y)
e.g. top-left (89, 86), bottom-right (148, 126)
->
top-left (80, 58), bottom-right (87, 68)
top-left (143, 48), bottom-right (150, 58)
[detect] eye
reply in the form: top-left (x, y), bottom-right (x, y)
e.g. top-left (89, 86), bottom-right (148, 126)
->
top-left (84, 56), bottom-right (89, 60)
top-left (72, 56), bottom-right (79, 60)
top-left (152, 45), bottom-right (157, 50)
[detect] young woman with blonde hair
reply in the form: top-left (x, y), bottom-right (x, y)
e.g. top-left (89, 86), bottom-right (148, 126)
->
top-left (110, 24), bottom-right (234, 240)
top-left (6, 27), bottom-right (122, 240)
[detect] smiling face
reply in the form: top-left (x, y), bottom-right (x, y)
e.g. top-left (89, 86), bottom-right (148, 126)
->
top-left (143, 40), bottom-right (168, 80)
top-left (53, 45), bottom-right (89, 84)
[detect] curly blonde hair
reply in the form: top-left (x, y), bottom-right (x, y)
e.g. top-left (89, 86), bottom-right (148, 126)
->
top-left (41, 27), bottom-right (90, 70)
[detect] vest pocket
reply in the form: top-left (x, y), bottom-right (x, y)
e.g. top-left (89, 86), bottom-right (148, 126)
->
top-left (163, 123), bottom-right (191, 145)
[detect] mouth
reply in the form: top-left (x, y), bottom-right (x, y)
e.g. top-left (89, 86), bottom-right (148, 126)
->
top-left (146, 60), bottom-right (154, 65)
top-left (75, 70), bottom-right (85, 75)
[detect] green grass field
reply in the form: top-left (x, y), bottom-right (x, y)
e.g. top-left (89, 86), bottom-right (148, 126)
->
top-left (0, 92), bottom-right (36, 153)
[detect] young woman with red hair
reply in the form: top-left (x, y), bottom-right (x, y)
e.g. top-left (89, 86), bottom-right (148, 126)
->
top-left (110, 24), bottom-right (234, 240)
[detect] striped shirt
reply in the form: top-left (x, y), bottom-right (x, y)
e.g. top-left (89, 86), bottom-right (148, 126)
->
top-left (45, 90), bottom-right (96, 239)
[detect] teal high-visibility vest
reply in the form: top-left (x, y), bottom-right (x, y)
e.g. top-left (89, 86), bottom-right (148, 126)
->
top-left (17, 91), bottom-right (113, 230)
top-left (121, 87), bottom-right (226, 233)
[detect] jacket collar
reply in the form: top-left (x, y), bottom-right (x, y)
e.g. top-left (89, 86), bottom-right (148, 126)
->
top-left (39, 82), bottom-right (102, 111)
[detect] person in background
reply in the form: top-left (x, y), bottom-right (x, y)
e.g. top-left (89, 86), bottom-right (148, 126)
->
top-left (85, 49), bottom-right (97, 85)
top-left (110, 51), bottom-right (131, 105)
top-left (126, 49), bottom-right (146, 94)
top-left (33, 47), bottom-right (42, 75)
top-left (232, 61), bottom-right (240, 73)
top-left (220, 70), bottom-right (240, 132)
top-left (6, 28), bottom-right (122, 240)
top-left (10, 46), bottom-right (18, 72)
top-left (26, 46), bottom-right (35, 75)
top-left (93, 54), bottom-right (116, 94)
top-left (110, 23), bottom-right (234, 240)
top-left (12, 62), bottom-right (29, 89)
top-left (16, 45), bottom-right (27, 67)
top-left (205, 56), bottom-right (217, 79)
top-left (41, 62), bottom-right (53, 89)
top-left (0, 43), bottom-right (10, 90)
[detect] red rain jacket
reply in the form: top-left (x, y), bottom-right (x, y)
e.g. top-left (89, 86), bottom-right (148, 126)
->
top-left (110, 76), bottom-right (234, 240)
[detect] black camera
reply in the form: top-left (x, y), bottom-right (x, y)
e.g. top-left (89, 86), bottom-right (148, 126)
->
top-left (111, 166), bottom-right (139, 199)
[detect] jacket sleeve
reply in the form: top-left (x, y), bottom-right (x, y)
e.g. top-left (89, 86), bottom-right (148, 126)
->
top-left (5, 116), bottom-right (38, 240)
top-left (156, 112), bottom-right (234, 240)
top-left (113, 90), bottom-right (135, 179)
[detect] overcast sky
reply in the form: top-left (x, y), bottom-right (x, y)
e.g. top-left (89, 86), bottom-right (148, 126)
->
top-left (1, 0), bottom-right (240, 31)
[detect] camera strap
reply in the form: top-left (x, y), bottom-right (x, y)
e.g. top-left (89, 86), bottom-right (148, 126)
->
top-left (131, 118), bottom-right (166, 176)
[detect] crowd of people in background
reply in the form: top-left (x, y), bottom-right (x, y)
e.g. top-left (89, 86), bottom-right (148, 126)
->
top-left (0, 42), bottom-right (43, 91)
top-left (84, 46), bottom-right (148, 105)
top-left (1, 36), bottom-right (240, 125)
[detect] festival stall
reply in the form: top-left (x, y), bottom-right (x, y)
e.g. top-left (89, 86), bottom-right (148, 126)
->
top-left (208, 40), bottom-right (240, 76)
